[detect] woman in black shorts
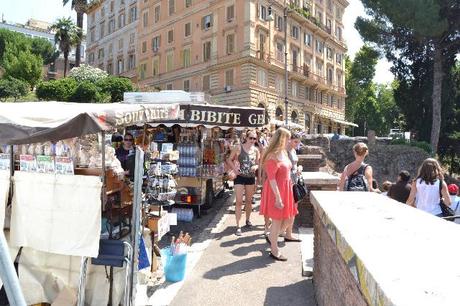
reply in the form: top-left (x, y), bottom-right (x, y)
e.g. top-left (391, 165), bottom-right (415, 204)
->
top-left (227, 130), bottom-right (260, 236)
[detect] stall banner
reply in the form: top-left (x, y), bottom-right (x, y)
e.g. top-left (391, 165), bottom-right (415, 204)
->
top-left (55, 157), bottom-right (74, 175)
top-left (19, 155), bottom-right (37, 172)
top-left (36, 155), bottom-right (55, 174)
top-left (0, 154), bottom-right (9, 170)
top-left (0, 171), bottom-right (9, 231)
top-left (11, 172), bottom-right (102, 257)
top-left (150, 104), bottom-right (266, 128)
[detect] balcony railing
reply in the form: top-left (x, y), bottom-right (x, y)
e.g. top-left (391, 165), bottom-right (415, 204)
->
top-left (256, 50), bottom-right (270, 62)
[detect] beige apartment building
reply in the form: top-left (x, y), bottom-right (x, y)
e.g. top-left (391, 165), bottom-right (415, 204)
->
top-left (87, 0), bottom-right (352, 133)
top-left (86, 0), bottom-right (139, 80)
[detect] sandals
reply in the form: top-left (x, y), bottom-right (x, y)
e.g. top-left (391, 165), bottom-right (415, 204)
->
top-left (269, 252), bottom-right (287, 261)
top-left (265, 234), bottom-right (271, 245)
top-left (284, 237), bottom-right (302, 242)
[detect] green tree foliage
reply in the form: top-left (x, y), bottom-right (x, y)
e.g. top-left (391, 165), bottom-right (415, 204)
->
top-left (36, 78), bottom-right (78, 101)
top-left (3, 50), bottom-right (43, 88)
top-left (31, 37), bottom-right (60, 65)
top-left (0, 77), bottom-right (29, 101)
top-left (356, 0), bottom-right (460, 152)
top-left (345, 46), bottom-right (400, 136)
top-left (63, 0), bottom-right (87, 67)
top-left (70, 81), bottom-right (108, 103)
top-left (97, 76), bottom-right (133, 102)
top-left (50, 17), bottom-right (81, 77)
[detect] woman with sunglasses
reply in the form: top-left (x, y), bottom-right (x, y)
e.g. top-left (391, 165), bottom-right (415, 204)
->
top-left (227, 129), bottom-right (260, 236)
top-left (115, 132), bottom-right (136, 177)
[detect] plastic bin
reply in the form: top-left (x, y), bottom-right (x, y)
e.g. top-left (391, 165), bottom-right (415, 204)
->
top-left (161, 247), bottom-right (187, 282)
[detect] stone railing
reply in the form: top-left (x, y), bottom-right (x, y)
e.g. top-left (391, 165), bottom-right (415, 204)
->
top-left (310, 191), bottom-right (460, 306)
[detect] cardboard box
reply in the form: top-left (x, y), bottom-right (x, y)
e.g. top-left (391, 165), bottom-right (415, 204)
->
top-left (147, 213), bottom-right (170, 240)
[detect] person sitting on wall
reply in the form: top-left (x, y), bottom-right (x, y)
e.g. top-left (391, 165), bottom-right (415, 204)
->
top-left (115, 132), bottom-right (136, 180)
top-left (448, 184), bottom-right (460, 224)
top-left (387, 170), bottom-right (412, 203)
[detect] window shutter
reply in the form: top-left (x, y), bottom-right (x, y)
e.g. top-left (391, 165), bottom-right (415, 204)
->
top-left (256, 3), bottom-right (260, 17)
top-left (201, 17), bottom-right (205, 29)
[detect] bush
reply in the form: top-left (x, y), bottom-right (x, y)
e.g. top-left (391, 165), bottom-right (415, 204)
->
top-left (0, 77), bottom-right (29, 101)
top-left (97, 76), bottom-right (133, 102)
top-left (36, 78), bottom-right (77, 101)
top-left (68, 64), bottom-right (108, 83)
top-left (390, 138), bottom-right (432, 155)
top-left (70, 81), bottom-right (109, 103)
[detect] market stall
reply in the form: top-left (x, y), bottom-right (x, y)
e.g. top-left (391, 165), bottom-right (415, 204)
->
top-left (0, 101), bottom-right (180, 305)
top-left (123, 92), bottom-right (266, 218)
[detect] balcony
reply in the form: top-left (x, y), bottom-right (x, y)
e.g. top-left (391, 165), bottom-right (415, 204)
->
top-left (256, 50), bottom-right (270, 63)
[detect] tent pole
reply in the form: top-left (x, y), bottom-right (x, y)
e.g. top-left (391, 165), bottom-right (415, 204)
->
top-left (0, 231), bottom-right (26, 306)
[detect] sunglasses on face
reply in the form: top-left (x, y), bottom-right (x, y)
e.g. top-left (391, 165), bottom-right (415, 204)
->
top-left (124, 138), bottom-right (133, 141)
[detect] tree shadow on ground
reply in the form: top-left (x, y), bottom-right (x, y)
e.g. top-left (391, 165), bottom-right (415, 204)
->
top-left (231, 242), bottom-right (268, 257)
top-left (264, 279), bottom-right (317, 306)
top-left (203, 251), bottom-right (272, 280)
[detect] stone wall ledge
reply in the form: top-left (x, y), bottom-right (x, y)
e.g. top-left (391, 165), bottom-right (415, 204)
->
top-left (302, 172), bottom-right (339, 185)
top-left (311, 191), bottom-right (460, 306)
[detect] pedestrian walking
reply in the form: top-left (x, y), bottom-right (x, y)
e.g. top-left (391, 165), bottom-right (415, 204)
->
top-left (406, 158), bottom-right (451, 216)
top-left (227, 129), bottom-right (260, 236)
top-left (447, 184), bottom-right (460, 224)
top-left (259, 128), bottom-right (297, 261)
top-left (280, 132), bottom-right (302, 242)
top-left (387, 170), bottom-right (412, 203)
top-left (338, 142), bottom-right (375, 192)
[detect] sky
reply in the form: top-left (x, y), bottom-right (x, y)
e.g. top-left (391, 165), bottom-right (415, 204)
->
top-left (0, 0), bottom-right (394, 84)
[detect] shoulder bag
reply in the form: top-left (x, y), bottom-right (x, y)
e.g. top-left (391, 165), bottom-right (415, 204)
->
top-left (439, 179), bottom-right (455, 221)
top-left (293, 176), bottom-right (308, 202)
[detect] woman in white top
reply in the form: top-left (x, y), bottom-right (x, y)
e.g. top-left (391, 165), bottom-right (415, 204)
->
top-left (406, 158), bottom-right (451, 216)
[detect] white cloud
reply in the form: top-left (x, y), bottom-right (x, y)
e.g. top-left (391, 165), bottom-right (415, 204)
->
top-left (343, 0), bottom-right (394, 84)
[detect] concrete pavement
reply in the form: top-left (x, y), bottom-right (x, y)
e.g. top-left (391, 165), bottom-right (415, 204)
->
top-left (169, 195), bottom-right (316, 306)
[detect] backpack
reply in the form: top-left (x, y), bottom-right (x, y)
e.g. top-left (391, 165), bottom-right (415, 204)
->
top-left (346, 164), bottom-right (369, 192)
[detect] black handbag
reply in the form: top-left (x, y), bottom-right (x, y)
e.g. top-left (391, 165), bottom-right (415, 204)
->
top-left (293, 176), bottom-right (308, 202)
top-left (439, 179), bottom-right (455, 221)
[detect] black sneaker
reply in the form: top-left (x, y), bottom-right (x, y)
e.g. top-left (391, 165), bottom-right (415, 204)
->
top-left (245, 220), bottom-right (253, 228)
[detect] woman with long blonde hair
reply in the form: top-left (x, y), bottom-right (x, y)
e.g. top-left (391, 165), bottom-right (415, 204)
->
top-left (259, 128), bottom-right (297, 261)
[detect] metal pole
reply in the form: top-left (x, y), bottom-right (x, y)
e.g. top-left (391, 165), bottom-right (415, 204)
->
top-left (0, 231), bottom-right (26, 306)
top-left (284, 1), bottom-right (289, 126)
top-left (129, 148), bottom-right (144, 306)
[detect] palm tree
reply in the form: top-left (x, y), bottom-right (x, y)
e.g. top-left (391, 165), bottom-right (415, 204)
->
top-left (50, 17), bottom-right (81, 77)
top-left (63, 0), bottom-right (87, 67)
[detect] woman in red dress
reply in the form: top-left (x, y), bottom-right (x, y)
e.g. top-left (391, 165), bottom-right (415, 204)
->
top-left (259, 128), bottom-right (297, 261)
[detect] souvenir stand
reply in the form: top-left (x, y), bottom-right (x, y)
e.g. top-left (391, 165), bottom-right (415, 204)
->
top-left (124, 92), bottom-right (266, 220)
top-left (0, 101), bottom-right (180, 305)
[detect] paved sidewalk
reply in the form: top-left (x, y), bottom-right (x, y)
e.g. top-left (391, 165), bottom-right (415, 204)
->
top-left (169, 197), bottom-right (316, 306)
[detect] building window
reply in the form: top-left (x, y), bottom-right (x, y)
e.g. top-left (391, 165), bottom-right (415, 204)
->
top-left (182, 48), bottom-right (191, 68)
top-left (336, 6), bottom-right (343, 21)
top-left (203, 75), bottom-right (210, 91)
top-left (291, 81), bottom-right (298, 97)
top-left (259, 5), bottom-right (267, 21)
top-left (169, 0), bottom-right (175, 16)
top-left (98, 48), bottom-right (105, 60)
top-left (129, 7), bottom-right (137, 23)
top-left (225, 69), bottom-right (234, 86)
top-left (154, 6), bottom-right (160, 23)
top-left (153, 56), bottom-right (160, 76)
top-left (226, 34), bottom-right (235, 55)
top-left (143, 11), bottom-right (149, 27)
top-left (129, 33), bottom-right (135, 45)
top-left (316, 61), bottom-right (323, 77)
top-left (227, 5), bottom-right (234, 22)
top-left (305, 114), bottom-right (311, 133)
top-left (117, 58), bottom-right (124, 74)
top-left (335, 26), bottom-right (342, 40)
top-left (336, 53), bottom-right (342, 64)
top-left (276, 42), bottom-right (284, 62)
top-left (275, 107), bottom-right (283, 121)
top-left (88, 52), bottom-right (95, 64)
top-left (185, 0), bottom-right (192, 8)
top-left (152, 36), bottom-right (161, 51)
top-left (275, 15), bottom-right (283, 31)
top-left (118, 13), bottom-right (125, 28)
top-left (316, 39), bottom-right (324, 53)
top-left (327, 68), bottom-right (333, 83)
top-left (183, 79), bottom-right (190, 92)
top-left (167, 29), bottom-right (174, 43)
top-left (202, 14), bottom-right (213, 30)
top-left (185, 22), bottom-right (191, 37)
top-left (304, 32), bottom-right (312, 47)
top-left (101, 7), bottom-right (105, 17)
top-left (110, 1), bottom-right (114, 13)
top-left (291, 111), bottom-right (298, 123)
top-left (109, 19), bottom-right (116, 34)
top-left (257, 69), bottom-right (267, 87)
top-left (118, 38), bottom-right (124, 49)
top-left (326, 47), bottom-right (333, 60)
top-left (292, 49), bottom-right (298, 71)
top-left (108, 43), bottom-right (113, 55)
top-left (275, 77), bottom-right (285, 94)
top-left (305, 86), bottom-right (312, 100)
top-left (316, 10), bottom-right (323, 24)
top-left (166, 84), bottom-right (173, 90)
top-left (166, 51), bottom-right (174, 72)
top-left (326, 18), bottom-right (332, 33)
top-left (90, 29), bottom-right (95, 43)
top-left (99, 22), bottom-right (105, 39)
top-left (203, 41), bottom-right (211, 61)
top-left (107, 62), bottom-right (113, 74)
top-left (128, 54), bottom-right (135, 70)
top-left (142, 41), bottom-right (147, 53)
top-left (291, 25), bottom-right (299, 39)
